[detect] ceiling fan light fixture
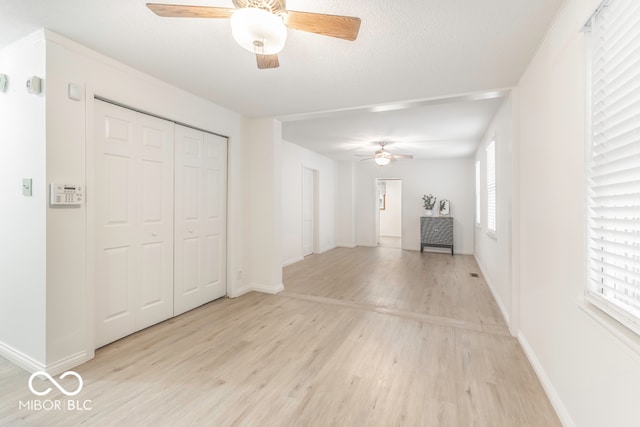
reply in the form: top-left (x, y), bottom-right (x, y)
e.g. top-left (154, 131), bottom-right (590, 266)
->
top-left (230, 7), bottom-right (287, 55)
top-left (374, 156), bottom-right (391, 166)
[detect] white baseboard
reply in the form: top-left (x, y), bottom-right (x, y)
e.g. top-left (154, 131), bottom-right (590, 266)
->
top-left (317, 245), bottom-right (336, 255)
top-left (0, 341), bottom-right (89, 375)
top-left (517, 332), bottom-right (574, 427)
top-left (282, 256), bottom-right (304, 267)
top-left (254, 282), bottom-right (284, 294)
top-left (230, 282), bottom-right (284, 298)
top-left (44, 351), bottom-right (91, 376)
top-left (336, 243), bottom-right (357, 248)
top-left (0, 341), bottom-right (45, 373)
top-left (474, 254), bottom-right (510, 327)
top-left (282, 246), bottom-right (337, 268)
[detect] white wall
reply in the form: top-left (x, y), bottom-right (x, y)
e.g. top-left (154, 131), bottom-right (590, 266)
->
top-left (379, 179), bottom-right (401, 237)
top-left (474, 96), bottom-right (513, 327)
top-left (0, 32), bottom-right (47, 367)
top-left (281, 139), bottom-right (337, 266)
top-left (0, 29), bottom-right (248, 373)
top-left (514, 1), bottom-right (640, 426)
top-left (242, 118), bottom-right (284, 294)
top-left (336, 161), bottom-right (356, 248)
top-left (353, 159), bottom-right (474, 253)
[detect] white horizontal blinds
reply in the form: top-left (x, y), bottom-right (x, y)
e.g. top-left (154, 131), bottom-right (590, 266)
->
top-left (587, 0), bottom-right (640, 333)
top-left (486, 140), bottom-right (496, 234)
top-left (475, 161), bottom-right (481, 224)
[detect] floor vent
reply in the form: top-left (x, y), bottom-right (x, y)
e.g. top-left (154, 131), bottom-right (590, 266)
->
top-left (470, 273), bottom-right (479, 278)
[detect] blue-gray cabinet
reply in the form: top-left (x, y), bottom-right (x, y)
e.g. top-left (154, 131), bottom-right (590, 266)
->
top-left (420, 217), bottom-right (454, 255)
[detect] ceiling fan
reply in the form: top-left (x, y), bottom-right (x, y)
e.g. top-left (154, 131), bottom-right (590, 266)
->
top-left (357, 142), bottom-right (414, 166)
top-left (146, 1), bottom-right (361, 69)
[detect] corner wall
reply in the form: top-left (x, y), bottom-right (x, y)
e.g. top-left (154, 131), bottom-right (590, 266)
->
top-left (241, 118), bottom-right (283, 294)
top-left (474, 95), bottom-right (513, 326)
top-left (0, 32), bottom-right (47, 369)
top-left (514, 1), bottom-right (640, 425)
top-left (336, 161), bottom-right (356, 248)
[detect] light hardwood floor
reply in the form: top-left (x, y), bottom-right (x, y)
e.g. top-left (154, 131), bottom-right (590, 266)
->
top-left (0, 247), bottom-right (560, 426)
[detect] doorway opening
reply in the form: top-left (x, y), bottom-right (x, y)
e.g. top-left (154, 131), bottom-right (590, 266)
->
top-left (376, 179), bottom-right (402, 249)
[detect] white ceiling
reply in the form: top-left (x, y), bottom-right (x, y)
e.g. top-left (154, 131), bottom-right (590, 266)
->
top-left (0, 0), bottom-right (564, 159)
top-left (281, 92), bottom-right (508, 160)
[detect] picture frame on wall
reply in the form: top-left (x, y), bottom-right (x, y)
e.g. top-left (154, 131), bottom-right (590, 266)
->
top-left (439, 199), bottom-right (450, 216)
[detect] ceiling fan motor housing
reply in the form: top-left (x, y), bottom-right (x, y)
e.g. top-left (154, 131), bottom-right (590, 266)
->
top-left (232, 0), bottom-right (287, 16)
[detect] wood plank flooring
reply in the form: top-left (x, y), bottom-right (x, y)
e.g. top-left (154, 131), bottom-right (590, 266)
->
top-left (0, 247), bottom-right (560, 426)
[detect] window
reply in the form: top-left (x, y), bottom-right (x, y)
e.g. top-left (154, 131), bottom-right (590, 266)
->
top-left (586, 0), bottom-right (640, 335)
top-left (486, 140), bottom-right (496, 235)
top-left (475, 161), bottom-right (481, 225)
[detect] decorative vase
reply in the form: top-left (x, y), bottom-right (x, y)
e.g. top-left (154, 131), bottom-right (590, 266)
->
top-left (425, 209), bottom-right (433, 216)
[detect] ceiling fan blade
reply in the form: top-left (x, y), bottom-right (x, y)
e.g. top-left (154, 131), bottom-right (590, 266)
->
top-left (146, 3), bottom-right (234, 19)
top-left (256, 54), bottom-right (280, 69)
top-left (359, 157), bottom-right (374, 161)
top-left (390, 154), bottom-right (413, 159)
top-left (285, 10), bottom-right (361, 41)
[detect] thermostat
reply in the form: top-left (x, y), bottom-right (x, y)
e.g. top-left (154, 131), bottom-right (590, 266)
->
top-left (50, 183), bottom-right (84, 205)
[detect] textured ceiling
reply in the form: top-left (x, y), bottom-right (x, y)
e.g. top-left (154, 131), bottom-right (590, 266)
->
top-left (0, 0), bottom-right (564, 159)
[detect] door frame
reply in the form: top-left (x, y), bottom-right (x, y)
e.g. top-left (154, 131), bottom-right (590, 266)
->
top-left (375, 178), bottom-right (403, 248)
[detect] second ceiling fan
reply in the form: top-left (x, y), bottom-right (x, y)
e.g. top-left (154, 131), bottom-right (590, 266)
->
top-left (147, 0), bottom-right (361, 69)
top-left (358, 142), bottom-right (414, 166)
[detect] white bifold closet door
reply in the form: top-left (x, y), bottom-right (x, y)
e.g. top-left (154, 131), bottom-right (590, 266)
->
top-left (94, 100), bottom-right (175, 348)
top-left (174, 124), bottom-right (227, 316)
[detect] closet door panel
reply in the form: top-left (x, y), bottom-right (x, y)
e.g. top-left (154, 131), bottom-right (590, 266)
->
top-left (174, 126), bottom-right (227, 315)
top-left (94, 100), bottom-right (174, 347)
top-left (136, 113), bottom-right (174, 330)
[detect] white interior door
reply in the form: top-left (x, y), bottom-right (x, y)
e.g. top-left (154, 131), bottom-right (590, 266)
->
top-left (94, 100), bottom-right (174, 348)
top-left (302, 167), bottom-right (314, 256)
top-left (174, 125), bottom-right (227, 316)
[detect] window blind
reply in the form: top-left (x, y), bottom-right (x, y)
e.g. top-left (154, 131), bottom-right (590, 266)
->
top-left (587, 0), bottom-right (640, 334)
top-left (486, 140), bottom-right (496, 234)
top-left (476, 161), bottom-right (481, 224)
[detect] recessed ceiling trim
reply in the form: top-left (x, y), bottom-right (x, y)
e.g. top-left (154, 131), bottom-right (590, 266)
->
top-left (277, 88), bottom-right (512, 123)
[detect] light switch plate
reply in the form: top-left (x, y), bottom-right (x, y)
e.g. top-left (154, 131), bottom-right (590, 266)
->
top-left (22, 178), bottom-right (32, 196)
top-left (0, 74), bottom-right (7, 93)
top-left (68, 83), bottom-right (82, 101)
